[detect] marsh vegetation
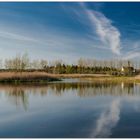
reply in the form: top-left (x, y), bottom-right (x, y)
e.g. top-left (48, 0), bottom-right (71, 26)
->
top-left (0, 53), bottom-right (140, 83)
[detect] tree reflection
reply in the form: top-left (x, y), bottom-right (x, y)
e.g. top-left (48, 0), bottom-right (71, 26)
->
top-left (6, 87), bottom-right (28, 110)
top-left (48, 82), bottom-right (135, 97)
top-left (0, 81), bottom-right (137, 110)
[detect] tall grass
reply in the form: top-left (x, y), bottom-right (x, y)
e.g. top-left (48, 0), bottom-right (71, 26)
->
top-left (0, 72), bottom-right (60, 84)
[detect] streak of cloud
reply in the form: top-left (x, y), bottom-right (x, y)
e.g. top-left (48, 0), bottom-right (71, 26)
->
top-left (122, 52), bottom-right (140, 60)
top-left (81, 4), bottom-right (121, 55)
top-left (0, 31), bottom-right (37, 42)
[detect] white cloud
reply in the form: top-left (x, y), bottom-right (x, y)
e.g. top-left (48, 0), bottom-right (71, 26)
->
top-left (0, 26), bottom-right (108, 63)
top-left (75, 3), bottom-right (121, 55)
top-left (121, 42), bottom-right (140, 60)
top-left (0, 31), bottom-right (35, 42)
top-left (82, 6), bottom-right (121, 55)
top-left (0, 3), bottom-right (124, 61)
top-left (122, 52), bottom-right (140, 60)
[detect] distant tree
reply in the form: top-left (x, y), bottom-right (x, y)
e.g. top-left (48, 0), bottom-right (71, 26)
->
top-left (40, 60), bottom-right (48, 70)
top-left (21, 53), bottom-right (30, 70)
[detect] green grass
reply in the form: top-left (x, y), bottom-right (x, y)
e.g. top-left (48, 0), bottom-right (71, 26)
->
top-left (81, 76), bottom-right (140, 83)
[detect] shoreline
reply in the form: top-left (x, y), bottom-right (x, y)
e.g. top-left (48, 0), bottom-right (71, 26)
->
top-left (0, 72), bottom-right (139, 84)
top-left (0, 72), bottom-right (61, 84)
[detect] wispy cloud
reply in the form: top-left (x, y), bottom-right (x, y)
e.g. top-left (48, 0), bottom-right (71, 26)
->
top-left (0, 31), bottom-right (37, 42)
top-left (0, 25), bottom-right (108, 62)
top-left (122, 51), bottom-right (140, 60)
top-left (2, 2), bottom-right (140, 61)
top-left (91, 99), bottom-right (121, 138)
top-left (121, 41), bottom-right (140, 60)
top-left (80, 3), bottom-right (121, 55)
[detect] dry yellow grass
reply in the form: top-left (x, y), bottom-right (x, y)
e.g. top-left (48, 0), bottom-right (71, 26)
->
top-left (0, 72), bottom-right (140, 84)
top-left (44, 73), bottom-right (111, 78)
top-left (0, 72), bottom-right (60, 83)
top-left (0, 72), bottom-right (111, 79)
top-left (0, 72), bottom-right (51, 79)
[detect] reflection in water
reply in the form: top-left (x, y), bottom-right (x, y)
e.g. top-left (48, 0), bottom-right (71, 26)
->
top-left (0, 81), bottom-right (139, 137)
top-left (0, 82), bottom-right (137, 110)
top-left (49, 82), bottom-right (135, 97)
top-left (6, 87), bottom-right (29, 110)
top-left (91, 98), bottom-right (121, 138)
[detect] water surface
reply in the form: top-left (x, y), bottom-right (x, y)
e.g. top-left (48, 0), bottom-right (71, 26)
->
top-left (0, 80), bottom-right (139, 138)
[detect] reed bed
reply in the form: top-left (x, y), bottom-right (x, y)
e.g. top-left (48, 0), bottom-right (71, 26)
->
top-left (0, 72), bottom-right (139, 84)
top-left (0, 72), bottom-right (60, 83)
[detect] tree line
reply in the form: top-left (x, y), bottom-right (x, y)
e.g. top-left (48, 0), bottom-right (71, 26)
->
top-left (0, 53), bottom-right (139, 75)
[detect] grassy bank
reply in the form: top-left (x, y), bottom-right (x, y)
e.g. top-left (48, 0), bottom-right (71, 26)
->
top-left (0, 72), bottom-right (139, 84)
top-left (0, 72), bottom-right (60, 84)
top-left (46, 73), bottom-right (140, 83)
top-left (82, 76), bottom-right (140, 83)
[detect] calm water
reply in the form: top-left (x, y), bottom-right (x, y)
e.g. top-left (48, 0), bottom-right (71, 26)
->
top-left (0, 79), bottom-right (140, 138)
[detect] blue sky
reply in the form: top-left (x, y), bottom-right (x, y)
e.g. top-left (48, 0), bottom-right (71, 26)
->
top-left (0, 2), bottom-right (140, 63)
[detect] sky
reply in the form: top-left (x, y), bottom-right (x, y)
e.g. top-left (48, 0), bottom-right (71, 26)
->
top-left (0, 2), bottom-right (140, 63)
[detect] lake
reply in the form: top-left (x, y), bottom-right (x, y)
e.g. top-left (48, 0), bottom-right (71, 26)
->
top-left (0, 79), bottom-right (139, 138)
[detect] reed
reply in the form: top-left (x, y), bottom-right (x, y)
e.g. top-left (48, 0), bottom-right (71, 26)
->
top-left (0, 72), bottom-right (60, 84)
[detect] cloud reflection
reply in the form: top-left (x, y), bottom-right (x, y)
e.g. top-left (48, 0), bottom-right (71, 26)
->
top-left (91, 98), bottom-right (121, 138)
